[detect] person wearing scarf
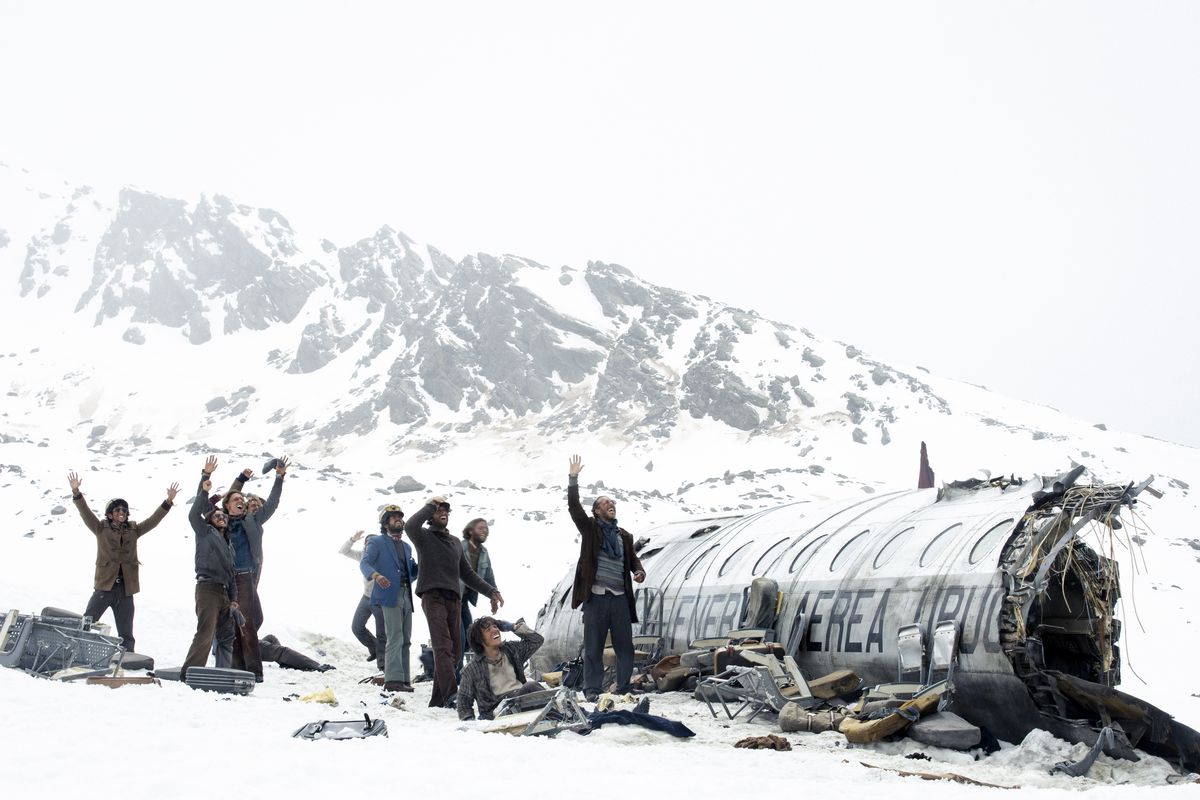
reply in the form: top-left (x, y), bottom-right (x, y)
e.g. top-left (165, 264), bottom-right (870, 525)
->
top-left (565, 454), bottom-right (646, 702)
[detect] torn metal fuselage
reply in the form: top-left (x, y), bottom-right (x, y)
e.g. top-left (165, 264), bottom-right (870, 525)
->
top-left (534, 467), bottom-right (1200, 771)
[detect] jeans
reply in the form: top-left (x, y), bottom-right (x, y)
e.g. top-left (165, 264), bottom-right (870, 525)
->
top-left (382, 591), bottom-right (413, 683)
top-left (351, 594), bottom-right (386, 670)
top-left (582, 592), bottom-right (634, 693)
top-left (83, 580), bottom-right (136, 652)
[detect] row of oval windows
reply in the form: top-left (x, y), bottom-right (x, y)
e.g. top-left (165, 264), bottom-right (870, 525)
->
top-left (642, 518), bottom-right (1015, 579)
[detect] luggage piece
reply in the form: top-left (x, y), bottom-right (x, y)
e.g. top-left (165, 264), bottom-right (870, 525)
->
top-left (907, 711), bottom-right (981, 750)
top-left (121, 653), bottom-right (155, 671)
top-left (183, 666), bottom-right (256, 695)
top-left (808, 669), bottom-right (860, 700)
top-left (839, 689), bottom-right (942, 744)
top-left (779, 704), bottom-right (848, 733)
top-left (86, 676), bottom-right (161, 689)
top-left (294, 714), bottom-right (387, 740)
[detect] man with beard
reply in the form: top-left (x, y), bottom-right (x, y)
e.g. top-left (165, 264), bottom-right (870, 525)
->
top-left (68, 471), bottom-right (179, 653)
top-left (405, 496), bottom-right (503, 708)
top-left (566, 454), bottom-right (645, 702)
top-left (458, 517), bottom-right (497, 673)
top-left (182, 456), bottom-right (238, 679)
top-left (360, 505), bottom-right (419, 691)
top-left (220, 457), bottom-right (288, 680)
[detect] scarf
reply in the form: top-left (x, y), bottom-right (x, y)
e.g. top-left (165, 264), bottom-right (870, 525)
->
top-left (598, 518), bottom-right (623, 560)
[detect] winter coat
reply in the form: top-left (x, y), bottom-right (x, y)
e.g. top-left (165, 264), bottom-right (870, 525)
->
top-left (456, 622), bottom-right (544, 720)
top-left (188, 474), bottom-right (237, 600)
top-left (72, 494), bottom-right (171, 594)
top-left (405, 504), bottom-right (497, 600)
top-left (459, 539), bottom-right (496, 608)
top-left (227, 472), bottom-right (284, 568)
top-left (359, 534), bottom-right (418, 608)
top-left (567, 477), bottom-right (643, 622)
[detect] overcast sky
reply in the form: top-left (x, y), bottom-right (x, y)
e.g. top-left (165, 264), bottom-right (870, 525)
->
top-left (3, 1), bottom-right (1197, 447)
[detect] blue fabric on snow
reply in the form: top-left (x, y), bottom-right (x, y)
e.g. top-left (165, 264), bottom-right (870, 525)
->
top-left (581, 709), bottom-right (695, 738)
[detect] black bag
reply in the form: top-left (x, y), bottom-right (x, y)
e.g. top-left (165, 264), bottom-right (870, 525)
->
top-left (558, 657), bottom-right (585, 690)
top-left (293, 714), bottom-right (388, 740)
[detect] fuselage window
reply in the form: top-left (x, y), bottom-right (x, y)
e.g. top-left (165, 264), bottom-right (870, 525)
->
top-left (718, 541), bottom-right (756, 577)
top-left (873, 526), bottom-right (915, 569)
top-left (690, 524), bottom-right (721, 538)
top-left (830, 530), bottom-right (871, 572)
top-left (969, 519), bottom-right (1014, 565)
top-left (752, 538), bottom-right (790, 575)
top-left (919, 523), bottom-right (964, 567)
top-left (789, 534), bottom-right (828, 574)
top-left (685, 543), bottom-right (722, 579)
top-left (639, 547), bottom-right (663, 561)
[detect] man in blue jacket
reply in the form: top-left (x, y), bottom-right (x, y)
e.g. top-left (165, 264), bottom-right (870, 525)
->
top-left (361, 505), bottom-right (419, 692)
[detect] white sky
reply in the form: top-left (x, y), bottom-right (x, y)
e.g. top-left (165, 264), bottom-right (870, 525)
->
top-left (3, 1), bottom-right (1198, 446)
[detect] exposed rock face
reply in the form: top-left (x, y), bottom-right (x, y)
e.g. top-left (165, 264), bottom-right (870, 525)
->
top-left (5, 172), bottom-right (963, 456)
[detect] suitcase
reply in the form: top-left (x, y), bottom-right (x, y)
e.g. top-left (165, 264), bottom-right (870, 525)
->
top-left (182, 666), bottom-right (256, 695)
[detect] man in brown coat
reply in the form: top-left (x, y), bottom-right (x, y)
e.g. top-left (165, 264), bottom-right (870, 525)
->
top-left (68, 470), bottom-right (179, 652)
top-left (566, 455), bottom-right (645, 701)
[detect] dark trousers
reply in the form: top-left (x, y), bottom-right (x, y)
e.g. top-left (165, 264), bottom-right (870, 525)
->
top-left (421, 589), bottom-right (462, 708)
top-left (231, 572), bottom-right (264, 679)
top-left (183, 582), bottom-right (233, 679)
top-left (582, 592), bottom-right (634, 693)
top-left (251, 564), bottom-right (264, 631)
top-left (83, 582), bottom-right (136, 652)
top-left (457, 599), bottom-right (474, 675)
top-left (351, 594), bottom-right (386, 670)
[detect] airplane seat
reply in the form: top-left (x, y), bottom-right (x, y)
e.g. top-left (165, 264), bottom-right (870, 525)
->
top-left (738, 577), bottom-right (780, 632)
top-left (927, 619), bottom-right (960, 686)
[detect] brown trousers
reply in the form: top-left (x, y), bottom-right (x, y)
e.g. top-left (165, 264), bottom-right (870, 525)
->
top-left (421, 589), bottom-right (462, 708)
top-left (183, 582), bottom-right (232, 679)
top-left (231, 572), bottom-right (264, 679)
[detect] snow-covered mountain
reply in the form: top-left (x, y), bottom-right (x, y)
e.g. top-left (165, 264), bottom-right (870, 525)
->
top-left (2, 159), bottom-right (1195, 507)
top-left (4, 160), bottom-right (1200, 792)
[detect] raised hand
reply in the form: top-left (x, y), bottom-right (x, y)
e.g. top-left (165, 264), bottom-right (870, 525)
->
top-left (68, 471), bottom-right (82, 493)
top-left (569, 455), bottom-right (583, 477)
top-left (351, 529), bottom-right (365, 542)
top-left (241, 468), bottom-right (253, 480)
top-left (203, 456), bottom-right (218, 475)
top-left (275, 456), bottom-right (290, 477)
top-left (166, 482), bottom-right (180, 503)
top-left (427, 495), bottom-right (446, 507)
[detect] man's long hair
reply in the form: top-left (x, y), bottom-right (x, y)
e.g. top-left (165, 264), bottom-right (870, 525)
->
top-left (462, 518), bottom-right (487, 540)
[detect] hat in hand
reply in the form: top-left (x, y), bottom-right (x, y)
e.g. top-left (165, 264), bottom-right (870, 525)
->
top-left (262, 457), bottom-right (280, 475)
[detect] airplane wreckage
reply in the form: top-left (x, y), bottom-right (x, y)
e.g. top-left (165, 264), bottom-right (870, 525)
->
top-left (535, 464), bottom-right (1200, 772)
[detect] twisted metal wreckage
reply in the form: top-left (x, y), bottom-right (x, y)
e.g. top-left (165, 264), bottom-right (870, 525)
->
top-left (535, 464), bottom-right (1200, 772)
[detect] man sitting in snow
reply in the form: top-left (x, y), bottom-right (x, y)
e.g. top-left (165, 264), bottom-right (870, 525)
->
top-left (456, 617), bottom-right (544, 720)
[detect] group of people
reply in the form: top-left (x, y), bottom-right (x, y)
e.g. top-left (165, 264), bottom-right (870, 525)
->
top-left (68, 453), bottom-right (649, 718)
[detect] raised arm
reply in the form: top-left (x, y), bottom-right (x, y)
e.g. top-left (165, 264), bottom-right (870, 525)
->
top-left (404, 501), bottom-right (435, 544)
top-left (230, 468), bottom-right (253, 495)
top-left (339, 530), bottom-right (365, 560)
top-left (508, 619), bottom-right (545, 664)
top-left (68, 470), bottom-right (103, 534)
top-left (189, 458), bottom-right (217, 535)
top-left (136, 482), bottom-right (179, 537)
top-left (253, 457), bottom-right (288, 525)
top-left (566, 454), bottom-right (590, 533)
